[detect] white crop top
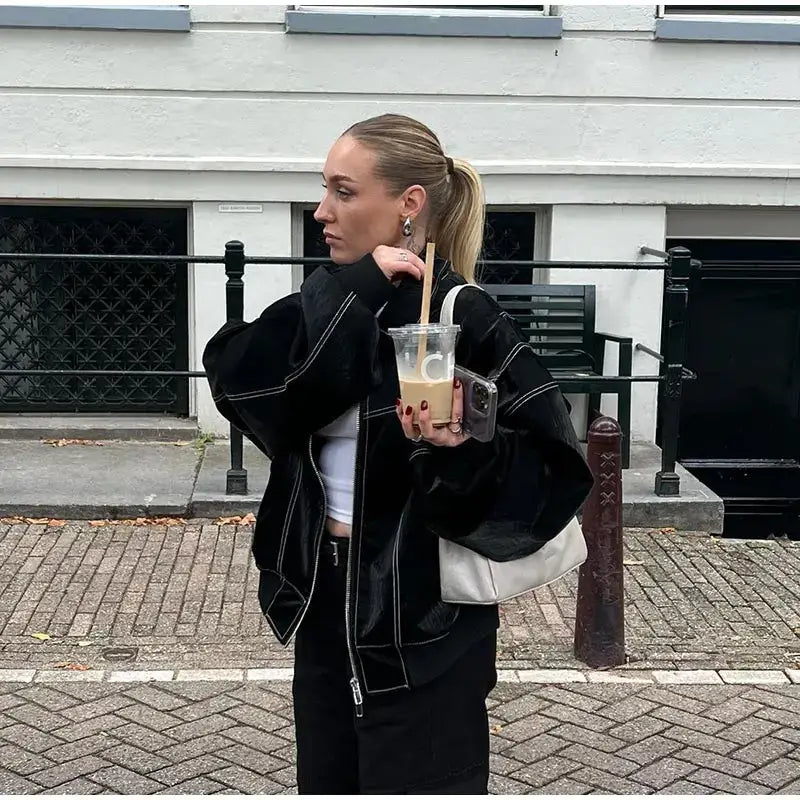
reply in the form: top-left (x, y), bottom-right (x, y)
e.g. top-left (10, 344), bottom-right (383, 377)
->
top-left (316, 405), bottom-right (358, 526)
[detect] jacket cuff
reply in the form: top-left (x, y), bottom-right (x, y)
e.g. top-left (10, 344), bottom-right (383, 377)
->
top-left (333, 254), bottom-right (395, 314)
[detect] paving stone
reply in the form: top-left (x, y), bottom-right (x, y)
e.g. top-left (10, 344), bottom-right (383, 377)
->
top-left (92, 765), bottom-right (167, 794)
top-left (209, 764), bottom-right (283, 794)
top-left (559, 743), bottom-right (639, 776)
top-left (719, 715), bottom-right (782, 745)
top-left (748, 757), bottom-right (800, 791)
top-left (150, 755), bottom-right (229, 785)
top-left (154, 776), bottom-right (230, 794)
top-left (674, 745), bottom-right (754, 777)
top-left (569, 766), bottom-right (651, 794)
top-left (690, 767), bottom-right (773, 794)
top-left (656, 778), bottom-right (718, 794)
top-left (28, 755), bottom-right (112, 789)
top-left (617, 734), bottom-right (684, 766)
top-left (510, 755), bottom-right (577, 788)
top-left (0, 743), bottom-right (56, 775)
top-left (734, 735), bottom-right (795, 766)
top-left (633, 756), bottom-right (697, 789)
top-left (609, 715), bottom-right (671, 743)
top-left (47, 777), bottom-right (105, 794)
top-left (0, 768), bottom-right (43, 793)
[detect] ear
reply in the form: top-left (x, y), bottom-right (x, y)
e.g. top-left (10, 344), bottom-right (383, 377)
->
top-left (398, 184), bottom-right (427, 221)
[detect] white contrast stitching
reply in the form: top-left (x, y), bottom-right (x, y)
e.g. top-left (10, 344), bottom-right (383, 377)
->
top-left (506, 381), bottom-right (559, 416)
top-left (224, 293), bottom-right (357, 401)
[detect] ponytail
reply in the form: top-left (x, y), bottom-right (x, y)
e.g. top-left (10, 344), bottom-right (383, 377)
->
top-left (345, 114), bottom-right (486, 282)
top-left (433, 159), bottom-right (485, 284)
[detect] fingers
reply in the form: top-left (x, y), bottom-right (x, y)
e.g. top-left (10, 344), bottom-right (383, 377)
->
top-left (397, 400), bottom-right (419, 440)
top-left (451, 379), bottom-right (464, 425)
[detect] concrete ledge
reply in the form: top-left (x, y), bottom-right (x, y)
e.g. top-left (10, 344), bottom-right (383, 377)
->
top-left (623, 442), bottom-right (724, 533)
top-left (0, 440), bottom-right (199, 519)
top-left (286, 9), bottom-right (563, 38)
top-left (0, 5), bottom-right (190, 32)
top-left (0, 414), bottom-right (198, 442)
top-left (190, 440), bottom-right (270, 517)
top-left (655, 18), bottom-right (800, 45)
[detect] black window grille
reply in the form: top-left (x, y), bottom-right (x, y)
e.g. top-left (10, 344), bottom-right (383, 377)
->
top-left (302, 209), bottom-right (536, 284)
top-left (0, 206), bottom-right (189, 413)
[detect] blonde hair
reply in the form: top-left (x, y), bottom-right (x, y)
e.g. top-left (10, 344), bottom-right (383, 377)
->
top-left (344, 114), bottom-right (485, 283)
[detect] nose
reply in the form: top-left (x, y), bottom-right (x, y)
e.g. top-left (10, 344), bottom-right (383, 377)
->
top-left (314, 196), bottom-right (333, 224)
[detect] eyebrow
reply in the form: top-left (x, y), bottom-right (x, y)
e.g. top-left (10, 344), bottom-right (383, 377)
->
top-left (324, 172), bottom-right (357, 184)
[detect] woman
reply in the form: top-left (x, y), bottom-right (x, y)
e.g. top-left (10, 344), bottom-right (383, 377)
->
top-left (204, 114), bottom-right (592, 794)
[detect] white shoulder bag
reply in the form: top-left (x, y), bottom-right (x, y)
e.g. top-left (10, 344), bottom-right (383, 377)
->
top-left (437, 284), bottom-right (588, 605)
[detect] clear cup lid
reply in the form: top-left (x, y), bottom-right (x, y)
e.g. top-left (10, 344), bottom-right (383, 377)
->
top-left (387, 323), bottom-right (460, 336)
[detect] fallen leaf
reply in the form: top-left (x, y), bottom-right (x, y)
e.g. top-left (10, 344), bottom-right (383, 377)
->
top-left (89, 520), bottom-right (108, 527)
top-left (659, 527), bottom-right (676, 534)
top-left (489, 724), bottom-right (503, 735)
top-left (173, 441), bottom-right (191, 447)
top-left (242, 512), bottom-right (256, 524)
top-left (623, 559), bottom-right (645, 566)
top-left (77, 641), bottom-right (93, 647)
top-left (42, 438), bottom-right (104, 447)
top-left (53, 661), bottom-right (90, 671)
top-left (47, 519), bottom-right (67, 527)
top-left (0, 517), bottom-right (25, 524)
top-left (31, 632), bottom-right (51, 641)
top-left (26, 518), bottom-right (52, 525)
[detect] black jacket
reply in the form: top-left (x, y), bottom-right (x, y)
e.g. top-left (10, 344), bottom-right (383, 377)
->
top-left (203, 255), bottom-right (593, 706)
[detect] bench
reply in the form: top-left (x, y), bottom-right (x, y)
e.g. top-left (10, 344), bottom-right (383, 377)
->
top-left (479, 283), bottom-right (633, 468)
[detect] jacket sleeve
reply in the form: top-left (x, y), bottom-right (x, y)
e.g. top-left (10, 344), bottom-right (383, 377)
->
top-left (203, 256), bottom-right (394, 459)
top-left (410, 291), bottom-right (594, 561)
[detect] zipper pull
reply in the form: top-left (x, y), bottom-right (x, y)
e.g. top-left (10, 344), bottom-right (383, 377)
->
top-left (350, 676), bottom-right (364, 718)
top-left (330, 540), bottom-right (339, 567)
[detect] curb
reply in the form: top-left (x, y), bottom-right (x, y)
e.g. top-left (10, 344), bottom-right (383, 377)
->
top-left (1, 667), bottom-right (797, 685)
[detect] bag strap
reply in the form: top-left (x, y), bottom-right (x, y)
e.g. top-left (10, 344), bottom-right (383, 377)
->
top-left (440, 283), bottom-right (484, 326)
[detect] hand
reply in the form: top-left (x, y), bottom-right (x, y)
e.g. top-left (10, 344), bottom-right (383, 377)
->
top-left (372, 245), bottom-right (426, 283)
top-left (397, 379), bottom-right (468, 448)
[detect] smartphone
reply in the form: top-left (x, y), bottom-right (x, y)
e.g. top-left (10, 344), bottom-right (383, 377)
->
top-left (455, 365), bottom-right (498, 442)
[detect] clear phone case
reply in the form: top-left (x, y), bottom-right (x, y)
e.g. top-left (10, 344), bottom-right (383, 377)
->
top-left (455, 365), bottom-right (498, 442)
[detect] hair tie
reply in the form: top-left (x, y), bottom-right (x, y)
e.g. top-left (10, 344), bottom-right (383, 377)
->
top-left (445, 156), bottom-right (455, 175)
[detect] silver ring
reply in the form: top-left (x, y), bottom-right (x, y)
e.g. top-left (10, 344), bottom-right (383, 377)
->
top-left (399, 252), bottom-right (408, 262)
top-left (411, 434), bottom-right (424, 443)
top-left (447, 417), bottom-right (464, 435)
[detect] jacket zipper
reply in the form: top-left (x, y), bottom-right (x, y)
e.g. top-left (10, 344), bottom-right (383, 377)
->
top-left (286, 437), bottom-right (327, 645)
top-left (345, 403), bottom-right (365, 718)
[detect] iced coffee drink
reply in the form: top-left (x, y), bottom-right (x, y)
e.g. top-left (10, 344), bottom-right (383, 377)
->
top-left (388, 323), bottom-right (459, 425)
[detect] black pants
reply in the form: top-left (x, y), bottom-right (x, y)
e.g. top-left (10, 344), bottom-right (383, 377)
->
top-left (292, 535), bottom-right (497, 795)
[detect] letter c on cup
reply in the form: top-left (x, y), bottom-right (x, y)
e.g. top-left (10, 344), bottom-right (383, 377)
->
top-left (420, 353), bottom-right (443, 382)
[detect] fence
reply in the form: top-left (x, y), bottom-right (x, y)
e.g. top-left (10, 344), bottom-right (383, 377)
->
top-left (0, 243), bottom-right (696, 498)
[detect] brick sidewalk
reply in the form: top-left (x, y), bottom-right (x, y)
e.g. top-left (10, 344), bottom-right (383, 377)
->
top-left (0, 521), bottom-right (798, 672)
top-left (0, 678), bottom-right (798, 794)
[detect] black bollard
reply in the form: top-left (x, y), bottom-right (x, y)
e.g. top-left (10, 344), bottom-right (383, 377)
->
top-left (224, 240), bottom-right (248, 496)
top-left (574, 416), bottom-right (625, 668)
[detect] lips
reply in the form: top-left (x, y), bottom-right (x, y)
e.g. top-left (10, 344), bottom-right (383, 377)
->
top-left (323, 230), bottom-right (340, 242)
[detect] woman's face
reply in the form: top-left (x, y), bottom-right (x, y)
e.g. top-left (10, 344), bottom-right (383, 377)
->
top-left (314, 135), bottom-right (423, 264)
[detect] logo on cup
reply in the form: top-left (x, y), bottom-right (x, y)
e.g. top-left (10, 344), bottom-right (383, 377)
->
top-left (420, 353), bottom-right (453, 382)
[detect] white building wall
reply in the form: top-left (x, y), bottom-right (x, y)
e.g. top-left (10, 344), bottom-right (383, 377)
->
top-left (1, 4), bottom-right (799, 440)
top-left (192, 202), bottom-right (293, 435)
top-left (549, 205), bottom-right (667, 442)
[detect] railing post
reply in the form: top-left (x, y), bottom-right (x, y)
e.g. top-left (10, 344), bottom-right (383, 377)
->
top-left (655, 246), bottom-right (691, 497)
top-left (574, 416), bottom-right (625, 668)
top-left (224, 240), bottom-right (248, 496)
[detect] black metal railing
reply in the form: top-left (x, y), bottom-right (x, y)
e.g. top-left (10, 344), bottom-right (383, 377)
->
top-left (0, 242), bottom-right (696, 498)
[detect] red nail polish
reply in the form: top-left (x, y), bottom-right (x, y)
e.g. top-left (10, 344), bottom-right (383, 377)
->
top-left (405, 405), bottom-right (413, 416)
top-left (454, 378), bottom-right (461, 389)
top-left (396, 398), bottom-right (401, 407)
top-left (421, 400), bottom-right (428, 411)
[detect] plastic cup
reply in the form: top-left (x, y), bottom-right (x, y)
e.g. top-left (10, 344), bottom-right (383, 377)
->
top-left (388, 323), bottom-right (459, 425)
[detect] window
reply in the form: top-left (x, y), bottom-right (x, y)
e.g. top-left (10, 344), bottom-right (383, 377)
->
top-left (0, 5), bottom-right (190, 32)
top-left (286, 4), bottom-right (561, 38)
top-left (662, 5), bottom-right (800, 18)
top-left (656, 4), bottom-right (800, 43)
top-left (300, 209), bottom-right (538, 284)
